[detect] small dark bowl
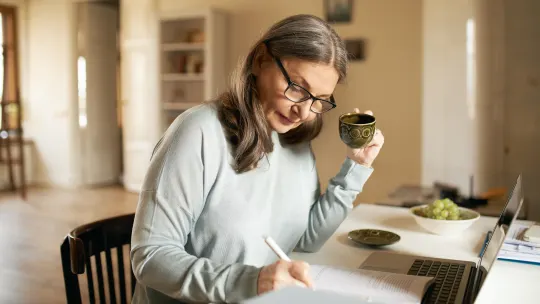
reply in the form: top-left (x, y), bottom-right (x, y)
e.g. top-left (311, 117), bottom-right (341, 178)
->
top-left (348, 229), bottom-right (400, 247)
top-left (338, 113), bottom-right (376, 149)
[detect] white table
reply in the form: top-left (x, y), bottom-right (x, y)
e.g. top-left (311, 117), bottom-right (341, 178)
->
top-left (290, 204), bottom-right (540, 303)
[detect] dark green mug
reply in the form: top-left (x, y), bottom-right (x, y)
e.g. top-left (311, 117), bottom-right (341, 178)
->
top-left (338, 113), bottom-right (376, 149)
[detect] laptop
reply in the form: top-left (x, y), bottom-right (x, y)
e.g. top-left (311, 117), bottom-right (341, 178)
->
top-left (359, 175), bottom-right (525, 304)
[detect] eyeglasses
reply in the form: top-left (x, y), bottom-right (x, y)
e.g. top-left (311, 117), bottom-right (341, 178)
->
top-left (263, 42), bottom-right (337, 114)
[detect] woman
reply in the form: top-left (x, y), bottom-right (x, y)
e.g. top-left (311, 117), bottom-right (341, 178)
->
top-left (131, 14), bottom-right (384, 303)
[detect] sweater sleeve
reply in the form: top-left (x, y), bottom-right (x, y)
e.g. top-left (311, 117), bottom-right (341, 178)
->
top-left (295, 157), bottom-right (374, 252)
top-left (130, 111), bottom-right (260, 303)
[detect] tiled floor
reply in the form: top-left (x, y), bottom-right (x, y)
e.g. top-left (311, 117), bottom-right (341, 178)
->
top-left (0, 186), bottom-right (139, 303)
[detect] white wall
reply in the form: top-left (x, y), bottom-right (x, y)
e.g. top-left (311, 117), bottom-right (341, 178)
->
top-left (120, 0), bottom-right (162, 192)
top-left (422, 0), bottom-right (474, 193)
top-left (501, 0), bottom-right (540, 220)
top-left (423, 0), bottom-right (540, 223)
top-left (469, 0), bottom-right (506, 195)
top-left (26, 0), bottom-right (79, 187)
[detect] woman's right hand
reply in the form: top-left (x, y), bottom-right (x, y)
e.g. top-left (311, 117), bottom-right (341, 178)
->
top-left (257, 260), bottom-right (314, 295)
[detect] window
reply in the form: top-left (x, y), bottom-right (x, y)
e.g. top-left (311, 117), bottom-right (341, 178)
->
top-left (0, 5), bottom-right (20, 133)
top-left (0, 13), bottom-right (4, 102)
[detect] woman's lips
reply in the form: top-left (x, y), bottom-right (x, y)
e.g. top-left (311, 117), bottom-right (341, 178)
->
top-left (277, 112), bottom-right (295, 125)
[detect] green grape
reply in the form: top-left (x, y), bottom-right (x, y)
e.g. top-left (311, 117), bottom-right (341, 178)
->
top-left (449, 214), bottom-right (459, 220)
top-left (440, 210), bottom-right (449, 218)
top-left (423, 198), bottom-right (462, 220)
top-left (434, 200), bottom-right (444, 209)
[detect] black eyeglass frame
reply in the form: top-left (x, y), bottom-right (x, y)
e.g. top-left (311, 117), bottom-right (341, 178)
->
top-left (263, 41), bottom-right (337, 114)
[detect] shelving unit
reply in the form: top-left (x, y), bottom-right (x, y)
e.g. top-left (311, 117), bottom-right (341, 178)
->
top-left (158, 9), bottom-right (227, 130)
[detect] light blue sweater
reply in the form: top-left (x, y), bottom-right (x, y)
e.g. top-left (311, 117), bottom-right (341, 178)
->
top-left (130, 103), bottom-right (373, 303)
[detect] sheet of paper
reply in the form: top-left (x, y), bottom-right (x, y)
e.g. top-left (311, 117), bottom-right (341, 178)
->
top-left (498, 249), bottom-right (540, 264)
top-left (502, 243), bottom-right (540, 255)
top-left (504, 222), bottom-right (540, 248)
top-left (309, 265), bottom-right (434, 304)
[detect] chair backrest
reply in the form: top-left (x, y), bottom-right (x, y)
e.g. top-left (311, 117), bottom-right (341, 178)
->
top-left (61, 213), bottom-right (136, 304)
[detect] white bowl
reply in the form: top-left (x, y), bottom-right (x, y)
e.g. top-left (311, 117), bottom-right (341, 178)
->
top-left (409, 204), bottom-right (480, 236)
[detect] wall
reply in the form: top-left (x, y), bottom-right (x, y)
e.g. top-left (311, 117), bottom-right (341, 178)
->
top-left (422, 0), bottom-right (473, 193)
top-left (470, 0), bottom-right (506, 195)
top-left (158, 0), bottom-right (423, 203)
top-left (120, 0), bottom-right (162, 192)
top-left (25, 0), bottom-right (80, 187)
top-left (500, 0), bottom-right (540, 220)
top-left (423, 0), bottom-right (540, 222)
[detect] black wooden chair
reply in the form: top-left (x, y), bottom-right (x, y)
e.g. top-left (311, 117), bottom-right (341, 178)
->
top-left (61, 213), bottom-right (136, 304)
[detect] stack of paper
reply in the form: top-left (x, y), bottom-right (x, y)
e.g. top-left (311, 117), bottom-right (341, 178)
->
top-left (497, 222), bottom-right (540, 265)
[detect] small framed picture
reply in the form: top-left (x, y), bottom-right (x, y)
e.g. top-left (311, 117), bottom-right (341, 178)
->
top-left (325, 0), bottom-right (353, 23)
top-left (345, 39), bottom-right (365, 61)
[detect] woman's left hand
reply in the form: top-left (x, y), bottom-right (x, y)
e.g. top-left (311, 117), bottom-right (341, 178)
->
top-left (346, 109), bottom-right (385, 168)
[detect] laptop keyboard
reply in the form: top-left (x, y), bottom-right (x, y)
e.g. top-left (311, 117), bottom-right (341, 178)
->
top-left (407, 259), bottom-right (465, 304)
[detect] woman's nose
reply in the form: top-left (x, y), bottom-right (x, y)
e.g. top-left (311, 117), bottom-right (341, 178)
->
top-left (292, 100), bottom-right (312, 121)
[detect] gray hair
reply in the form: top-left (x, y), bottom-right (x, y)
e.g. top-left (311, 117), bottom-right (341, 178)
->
top-left (215, 14), bottom-right (348, 173)
top-left (259, 14), bottom-right (348, 81)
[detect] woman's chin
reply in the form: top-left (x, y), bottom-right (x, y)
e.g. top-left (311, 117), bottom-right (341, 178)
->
top-left (271, 125), bottom-right (290, 134)
top-left (269, 120), bottom-right (294, 134)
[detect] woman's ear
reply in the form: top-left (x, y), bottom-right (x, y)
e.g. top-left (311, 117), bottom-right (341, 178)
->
top-left (252, 44), bottom-right (269, 76)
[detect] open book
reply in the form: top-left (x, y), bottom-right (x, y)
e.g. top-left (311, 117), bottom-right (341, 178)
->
top-left (309, 265), bottom-right (435, 304)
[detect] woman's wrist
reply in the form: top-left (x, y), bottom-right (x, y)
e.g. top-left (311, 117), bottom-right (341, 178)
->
top-left (348, 157), bottom-right (372, 168)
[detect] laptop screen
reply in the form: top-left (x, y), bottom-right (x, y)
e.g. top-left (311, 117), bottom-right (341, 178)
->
top-left (478, 175), bottom-right (524, 273)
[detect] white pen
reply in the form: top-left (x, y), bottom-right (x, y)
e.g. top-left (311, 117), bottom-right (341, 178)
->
top-left (264, 236), bottom-right (291, 262)
top-left (264, 236), bottom-right (316, 290)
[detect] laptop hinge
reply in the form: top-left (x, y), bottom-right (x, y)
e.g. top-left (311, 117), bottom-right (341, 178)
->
top-left (464, 265), bottom-right (487, 304)
top-left (463, 266), bottom-right (477, 304)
